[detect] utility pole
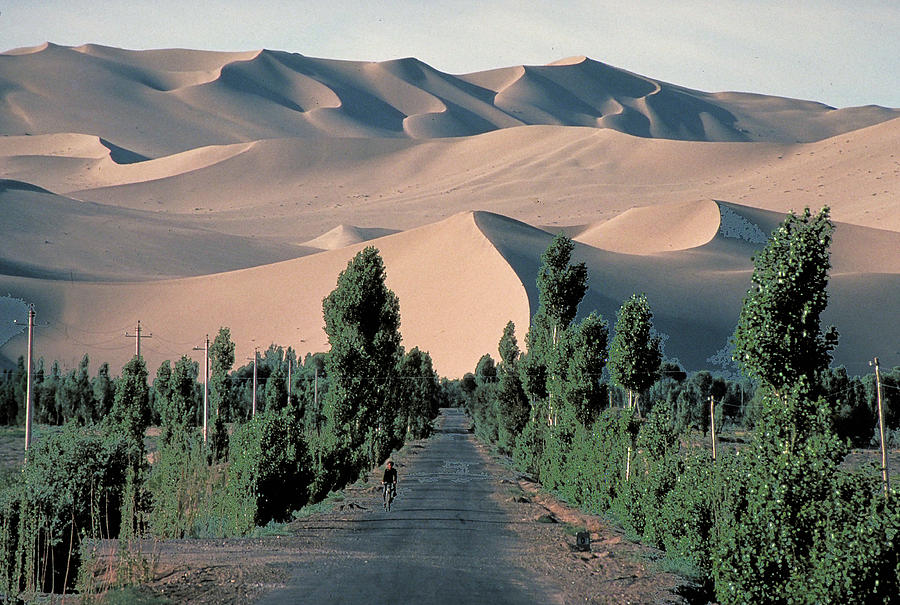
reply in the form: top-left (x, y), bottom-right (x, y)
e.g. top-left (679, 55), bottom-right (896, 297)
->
top-left (125, 320), bottom-right (152, 358)
top-left (287, 356), bottom-right (292, 408)
top-left (871, 357), bottom-right (890, 499)
top-left (13, 304), bottom-right (45, 455)
top-left (24, 305), bottom-right (35, 453)
top-left (252, 348), bottom-right (258, 417)
top-left (710, 395), bottom-right (717, 462)
top-left (194, 335), bottom-right (209, 443)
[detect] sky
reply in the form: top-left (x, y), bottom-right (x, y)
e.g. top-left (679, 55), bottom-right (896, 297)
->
top-left (2, 0), bottom-right (898, 109)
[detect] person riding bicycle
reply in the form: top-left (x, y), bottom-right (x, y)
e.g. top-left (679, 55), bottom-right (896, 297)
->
top-left (382, 460), bottom-right (398, 499)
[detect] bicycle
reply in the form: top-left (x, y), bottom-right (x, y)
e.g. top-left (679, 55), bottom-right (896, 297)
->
top-left (382, 483), bottom-right (396, 511)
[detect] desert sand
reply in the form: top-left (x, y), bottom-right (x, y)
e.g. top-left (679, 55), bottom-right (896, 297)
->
top-left (0, 45), bottom-right (897, 377)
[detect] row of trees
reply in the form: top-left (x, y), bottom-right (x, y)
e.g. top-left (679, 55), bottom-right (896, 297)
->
top-left (1, 245), bottom-right (442, 597)
top-left (466, 209), bottom-right (899, 603)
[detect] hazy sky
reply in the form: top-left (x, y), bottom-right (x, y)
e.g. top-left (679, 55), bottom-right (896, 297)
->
top-left (3, 1), bottom-right (898, 108)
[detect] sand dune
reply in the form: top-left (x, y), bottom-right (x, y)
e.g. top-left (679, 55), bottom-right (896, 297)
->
top-left (0, 45), bottom-right (897, 376)
top-left (2, 45), bottom-right (896, 157)
top-left (0, 179), bottom-right (308, 280)
top-left (574, 199), bottom-right (722, 254)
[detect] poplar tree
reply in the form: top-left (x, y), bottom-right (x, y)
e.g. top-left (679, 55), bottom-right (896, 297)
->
top-left (209, 327), bottom-right (236, 421)
top-left (522, 233), bottom-right (588, 422)
top-left (732, 207), bottom-right (838, 396)
top-left (108, 355), bottom-right (150, 457)
top-left (322, 247), bottom-right (403, 475)
top-left (496, 322), bottom-right (529, 445)
top-left (608, 293), bottom-right (662, 415)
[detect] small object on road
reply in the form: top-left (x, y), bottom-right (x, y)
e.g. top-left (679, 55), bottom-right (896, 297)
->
top-left (576, 531), bottom-right (591, 552)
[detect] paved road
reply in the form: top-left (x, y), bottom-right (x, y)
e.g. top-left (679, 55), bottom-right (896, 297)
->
top-left (257, 408), bottom-right (564, 604)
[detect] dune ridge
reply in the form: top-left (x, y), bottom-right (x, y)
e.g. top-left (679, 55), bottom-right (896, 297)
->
top-left (1, 45), bottom-right (896, 157)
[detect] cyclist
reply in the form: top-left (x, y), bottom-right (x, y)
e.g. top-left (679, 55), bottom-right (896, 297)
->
top-left (382, 460), bottom-right (398, 509)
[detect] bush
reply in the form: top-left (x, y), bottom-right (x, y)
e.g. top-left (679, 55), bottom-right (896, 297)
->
top-left (147, 429), bottom-right (224, 539)
top-left (223, 410), bottom-right (312, 535)
top-left (4, 423), bottom-right (130, 594)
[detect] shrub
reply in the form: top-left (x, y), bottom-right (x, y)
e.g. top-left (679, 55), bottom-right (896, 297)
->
top-left (223, 410), bottom-right (312, 535)
top-left (7, 423), bottom-right (130, 594)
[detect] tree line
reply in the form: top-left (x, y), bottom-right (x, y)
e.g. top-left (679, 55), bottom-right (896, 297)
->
top-left (464, 209), bottom-right (899, 603)
top-left (1, 246), bottom-right (444, 597)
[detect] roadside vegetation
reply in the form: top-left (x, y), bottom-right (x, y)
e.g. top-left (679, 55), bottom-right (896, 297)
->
top-left (462, 209), bottom-right (899, 603)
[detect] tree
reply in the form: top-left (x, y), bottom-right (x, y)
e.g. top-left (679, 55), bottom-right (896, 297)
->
top-left (57, 354), bottom-right (94, 424)
top-left (608, 293), bottom-right (663, 415)
top-left (264, 361), bottom-right (287, 413)
top-left (732, 207), bottom-right (838, 395)
top-left (396, 347), bottom-right (440, 439)
top-left (524, 233), bottom-right (588, 423)
top-left (496, 322), bottom-right (529, 448)
top-left (474, 354), bottom-right (497, 386)
top-left (322, 247), bottom-right (403, 476)
top-left (209, 327), bottom-right (236, 421)
top-left (163, 356), bottom-right (197, 445)
top-left (535, 233), bottom-right (588, 342)
top-left (558, 312), bottom-right (609, 426)
top-left (108, 356), bottom-right (151, 457)
top-left (92, 362), bottom-right (116, 419)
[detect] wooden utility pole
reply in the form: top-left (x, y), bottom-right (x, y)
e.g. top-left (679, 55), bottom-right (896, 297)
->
top-left (871, 357), bottom-right (890, 499)
top-left (252, 348), bottom-right (258, 417)
top-left (125, 320), bottom-right (152, 358)
top-left (15, 304), bottom-right (46, 456)
top-left (710, 395), bottom-right (717, 462)
top-left (24, 305), bottom-right (35, 453)
top-left (194, 335), bottom-right (209, 443)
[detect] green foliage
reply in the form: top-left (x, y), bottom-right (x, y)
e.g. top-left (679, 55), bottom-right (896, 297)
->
top-left (554, 313), bottom-right (609, 426)
top-left (224, 409), bottom-right (313, 535)
top-left (496, 322), bottom-right (529, 450)
top-left (396, 347), bottom-right (441, 440)
top-left (732, 207), bottom-right (838, 392)
top-left (108, 355), bottom-right (151, 459)
top-left (474, 354), bottom-right (497, 386)
top-left (157, 356), bottom-right (198, 447)
top-left (322, 247), bottom-right (403, 476)
top-left (608, 293), bottom-right (662, 412)
top-left (147, 428), bottom-right (222, 539)
top-left (209, 327), bottom-right (236, 421)
top-left (535, 233), bottom-right (588, 334)
top-left (5, 423), bottom-right (130, 593)
top-left (713, 383), bottom-right (854, 603)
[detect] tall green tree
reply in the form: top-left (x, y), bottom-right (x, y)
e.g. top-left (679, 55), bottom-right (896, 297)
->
top-left (608, 293), bottom-right (662, 415)
top-left (396, 347), bottom-right (440, 440)
top-left (732, 207), bottom-right (838, 396)
top-left (92, 362), bottom-right (116, 420)
top-left (535, 233), bottom-right (588, 343)
top-left (523, 233), bottom-right (588, 423)
top-left (264, 360), bottom-right (288, 413)
top-left (322, 247), bottom-right (403, 476)
top-left (57, 354), bottom-right (93, 424)
top-left (496, 322), bottom-right (529, 448)
top-left (108, 356), bottom-right (151, 458)
top-left (558, 312), bottom-right (609, 426)
top-left (209, 327), bottom-right (236, 421)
